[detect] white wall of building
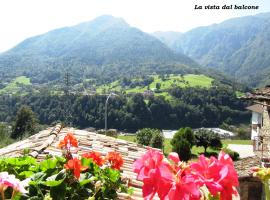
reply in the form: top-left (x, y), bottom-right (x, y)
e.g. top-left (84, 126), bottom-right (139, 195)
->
top-left (251, 112), bottom-right (262, 124)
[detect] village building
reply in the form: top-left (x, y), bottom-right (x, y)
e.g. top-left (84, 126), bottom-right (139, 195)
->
top-left (246, 104), bottom-right (263, 140)
top-left (242, 86), bottom-right (270, 155)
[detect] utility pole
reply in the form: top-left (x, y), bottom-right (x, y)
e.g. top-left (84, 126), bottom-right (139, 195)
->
top-left (105, 93), bottom-right (119, 131)
top-left (63, 71), bottom-right (72, 126)
top-left (64, 72), bottom-right (70, 95)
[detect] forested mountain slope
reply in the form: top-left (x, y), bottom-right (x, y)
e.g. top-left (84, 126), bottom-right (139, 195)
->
top-left (153, 12), bottom-right (270, 87)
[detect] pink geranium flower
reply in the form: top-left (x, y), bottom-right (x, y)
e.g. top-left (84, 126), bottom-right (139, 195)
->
top-left (133, 149), bottom-right (173, 199)
top-left (190, 151), bottom-right (239, 200)
top-left (0, 172), bottom-right (10, 192)
top-left (165, 169), bottom-right (201, 200)
top-left (0, 172), bottom-right (29, 194)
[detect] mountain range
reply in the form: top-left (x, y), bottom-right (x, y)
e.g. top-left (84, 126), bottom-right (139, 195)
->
top-left (0, 15), bottom-right (199, 85)
top-left (0, 13), bottom-right (269, 87)
top-left (153, 12), bottom-right (270, 87)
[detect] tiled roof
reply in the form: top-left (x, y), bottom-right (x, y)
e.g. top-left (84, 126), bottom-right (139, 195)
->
top-left (246, 104), bottom-right (264, 114)
top-left (233, 156), bottom-right (261, 178)
top-left (241, 86), bottom-right (270, 101)
top-left (0, 124), bottom-right (154, 200)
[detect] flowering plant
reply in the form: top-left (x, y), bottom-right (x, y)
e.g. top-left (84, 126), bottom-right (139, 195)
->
top-left (252, 167), bottom-right (270, 199)
top-left (0, 172), bottom-right (29, 200)
top-left (133, 149), bottom-right (239, 200)
top-left (0, 131), bottom-right (128, 199)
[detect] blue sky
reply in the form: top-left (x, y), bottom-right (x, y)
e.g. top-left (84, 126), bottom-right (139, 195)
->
top-left (0, 0), bottom-right (269, 52)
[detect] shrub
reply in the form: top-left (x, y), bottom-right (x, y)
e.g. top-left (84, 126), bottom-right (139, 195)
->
top-left (171, 139), bottom-right (192, 161)
top-left (222, 147), bottom-right (240, 161)
top-left (170, 127), bottom-right (195, 161)
top-left (171, 127), bottom-right (195, 148)
top-left (150, 131), bottom-right (164, 149)
top-left (136, 128), bottom-right (153, 146)
top-left (136, 128), bottom-right (164, 149)
top-left (237, 128), bottom-right (250, 140)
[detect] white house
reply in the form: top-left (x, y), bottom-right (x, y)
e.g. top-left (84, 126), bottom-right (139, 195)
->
top-left (246, 104), bottom-right (263, 140)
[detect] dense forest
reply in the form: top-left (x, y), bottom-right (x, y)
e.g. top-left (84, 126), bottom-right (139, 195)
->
top-left (0, 86), bottom-right (249, 131)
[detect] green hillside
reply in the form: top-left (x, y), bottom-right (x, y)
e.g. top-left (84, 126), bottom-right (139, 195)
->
top-left (0, 15), bottom-right (199, 85)
top-left (153, 12), bottom-right (270, 87)
top-left (0, 76), bottom-right (31, 94)
top-left (95, 74), bottom-right (213, 98)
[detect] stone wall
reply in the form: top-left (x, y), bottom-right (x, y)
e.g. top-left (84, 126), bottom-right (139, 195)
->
top-left (260, 105), bottom-right (270, 137)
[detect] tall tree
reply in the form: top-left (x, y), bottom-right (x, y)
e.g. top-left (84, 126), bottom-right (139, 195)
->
top-left (11, 106), bottom-right (38, 139)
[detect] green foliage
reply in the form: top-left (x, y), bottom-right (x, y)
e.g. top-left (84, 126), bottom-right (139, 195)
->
top-left (222, 147), bottom-right (240, 161)
top-left (11, 106), bottom-right (38, 139)
top-left (150, 131), bottom-right (164, 149)
top-left (236, 128), bottom-right (250, 140)
top-left (195, 129), bottom-right (222, 153)
top-left (95, 74), bottom-right (214, 96)
top-left (172, 139), bottom-right (192, 161)
top-left (171, 127), bottom-right (195, 147)
top-left (171, 127), bottom-right (195, 161)
top-left (136, 128), bottom-right (164, 149)
top-left (136, 128), bottom-right (153, 146)
top-left (0, 123), bottom-right (13, 148)
top-left (0, 76), bottom-right (31, 95)
top-left (154, 13), bottom-right (270, 87)
top-left (0, 86), bottom-right (249, 131)
top-left (0, 16), bottom-right (198, 87)
top-left (0, 155), bottom-right (127, 199)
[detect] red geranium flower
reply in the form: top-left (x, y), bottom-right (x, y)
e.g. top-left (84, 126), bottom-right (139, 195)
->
top-left (58, 132), bottom-right (78, 149)
top-left (82, 151), bottom-right (105, 166)
top-left (106, 151), bottom-right (123, 170)
top-left (64, 158), bottom-right (87, 179)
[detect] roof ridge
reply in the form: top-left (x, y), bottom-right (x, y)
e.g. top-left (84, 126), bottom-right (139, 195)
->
top-left (29, 123), bottom-right (62, 157)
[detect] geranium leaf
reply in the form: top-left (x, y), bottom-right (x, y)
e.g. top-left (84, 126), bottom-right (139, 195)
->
top-left (50, 182), bottom-right (66, 200)
top-left (19, 170), bottom-right (34, 178)
top-left (42, 180), bottom-right (64, 187)
top-left (79, 179), bottom-right (92, 186)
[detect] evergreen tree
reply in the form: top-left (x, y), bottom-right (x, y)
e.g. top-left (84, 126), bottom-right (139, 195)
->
top-left (11, 106), bottom-right (38, 139)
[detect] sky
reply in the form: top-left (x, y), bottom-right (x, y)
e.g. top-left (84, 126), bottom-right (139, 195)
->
top-left (0, 0), bottom-right (270, 53)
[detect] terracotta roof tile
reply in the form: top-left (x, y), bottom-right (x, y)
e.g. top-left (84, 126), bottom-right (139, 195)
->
top-left (246, 104), bottom-right (264, 113)
top-left (0, 124), bottom-right (151, 199)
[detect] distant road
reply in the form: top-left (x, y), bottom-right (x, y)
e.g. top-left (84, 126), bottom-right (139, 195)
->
top-left (227, 144), bottom-right (255, 158)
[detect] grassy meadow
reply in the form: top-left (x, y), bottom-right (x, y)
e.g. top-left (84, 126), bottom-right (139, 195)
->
top-left (95, 74), bottom-right (214, 97)
top-left (0, 76), bottom-right (31, 94)
top-left (118, 135), bottom-right (251, 156)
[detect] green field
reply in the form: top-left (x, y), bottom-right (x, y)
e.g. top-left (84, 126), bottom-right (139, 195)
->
top-left (0, 76), bottom-right (31, 94)
top-left (95, 74), bottom-right (214, 97)
top-left (118, 135), bottom-right (251, 156)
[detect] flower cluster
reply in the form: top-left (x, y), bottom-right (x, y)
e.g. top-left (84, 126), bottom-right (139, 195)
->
top-left (252, 166), bottom-right (270, 181)
top-left (252, 166), bottom-right (270, 199)
top-left (58, 131), bottom-right (124, 179)
top-left (133, 149), bottom-right (239, 200)
top-left (82, 151), bottom-right (105, 166)
top-left (0, 132), bottom-right (126, 200)
top-left (106, 151), bottom-right (124, 170)
top-left (0, 172), bottom-right (29, 200)
top-left (58, 132), bottom-right (78, 149)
